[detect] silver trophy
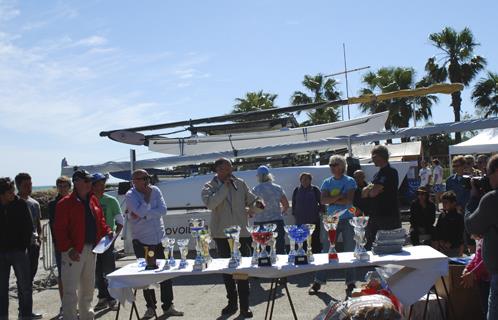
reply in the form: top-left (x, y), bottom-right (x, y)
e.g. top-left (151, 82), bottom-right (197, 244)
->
top-left (166, 238), bottom-right (176, 267)
top-left (224, 225), bottom-right (241, 268)
top-left (284, 225), bottom-right (297, 263)
top-left (349, 216), bottom-right (370, 261)
top-left (246, 225), bottom-right (260, 265)
top-left (265, 223), bottom-right (277, 264)
top-left (177, 238), bottom-right (189, 268)
top-left (188, 218), bottom-right (206, 271)
top-left (305, 224), bottom-right (316, 263)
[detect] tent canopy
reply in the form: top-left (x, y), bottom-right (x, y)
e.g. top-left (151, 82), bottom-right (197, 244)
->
top-left (449, 128), bottom-right (498, 155)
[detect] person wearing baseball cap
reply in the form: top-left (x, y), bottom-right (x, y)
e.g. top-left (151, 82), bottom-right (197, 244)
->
top-left (252, 165), bottom-right (289, 254)
top-left (54, 169), bottom-right (112, 320)
top-left (91, 173), bottom-right (123, 312)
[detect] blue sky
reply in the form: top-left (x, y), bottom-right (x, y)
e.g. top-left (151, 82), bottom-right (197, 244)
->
top-left (1, 0), bottom-right (497, 185)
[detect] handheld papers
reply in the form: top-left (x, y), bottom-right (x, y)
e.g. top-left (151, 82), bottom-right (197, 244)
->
top-left (93, 231), bottom-right (120, 254)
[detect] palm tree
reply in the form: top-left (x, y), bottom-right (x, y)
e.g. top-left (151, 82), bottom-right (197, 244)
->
top-left (426, 27), bottom-right (486, 142)
top-left (471, 71), bottom-right (498, 118)
top-left (359, 67), bottom-right (438, 142)
top-left (291, 74), bottom-right (341, 125)
top-left (231, 90), bottom-right (278, 121)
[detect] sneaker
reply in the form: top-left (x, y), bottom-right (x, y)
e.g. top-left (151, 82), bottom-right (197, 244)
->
top-left (142, 307), bottom-right (156, 319)
top-left (107, 299), bottom-right (118, 311)
top-left (162, 304), bottom-right (184, 317)
top-left (221, 303), bottom-right (238, 315)
top-left (345, 283), bottom-right (356, 299)
top-left (94, 298), bottom-right (108, 311)
top-left (308, 282), bottom-right (321, 295)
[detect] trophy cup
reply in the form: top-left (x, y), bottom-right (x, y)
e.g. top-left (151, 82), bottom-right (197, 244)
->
top-left (246, 225), bottom-right (260, 265)
top-left (177, 238), bottom-right (189, 268)
top-left (349, 216), bottom-right (370, 261)
top-left (251, 226), bottom-right (273, 266)
top-left (290, 225), bottom-right (309, 265)
top-left (188, 218), bottom-right (206, 271)
top-left (199, 228), bottom-right (213, 265)
top-left (305, 224), bottom-right (316, 263)
top-left (165, 238), bottom-right (176, 267)
top-left (284, 225), bottom-right (297, 263)
top-left (224, 225), bottom-right (241, 268)
top-left (144, 245), bottom-right (158, 270)
top-left (323, 214), bottom-right (339, 262)
top-left (264, 224), bottom-right (277, 264)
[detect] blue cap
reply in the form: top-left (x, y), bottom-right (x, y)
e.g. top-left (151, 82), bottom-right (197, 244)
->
top-left (91, 172), bottom-right (108, 183)
top-left (256, 165), bottom-right (270, 176)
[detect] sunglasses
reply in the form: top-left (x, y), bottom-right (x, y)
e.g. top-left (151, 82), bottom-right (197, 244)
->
top-left (132, 177), bottom-right (148, 181)
top-left (75, 178), bottom-right (91, 183)
top-left (330, 163), bottom-right (340, 167)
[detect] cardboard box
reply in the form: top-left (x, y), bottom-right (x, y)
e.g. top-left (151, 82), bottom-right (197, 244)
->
top-left (435, 264), bottom-right (485, 320)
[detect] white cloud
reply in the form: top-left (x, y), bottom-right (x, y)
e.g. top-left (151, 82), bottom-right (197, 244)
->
top-left (76, 35), bottom-right (107, 47)
top-left (0, 0), bottom-right (20, 22)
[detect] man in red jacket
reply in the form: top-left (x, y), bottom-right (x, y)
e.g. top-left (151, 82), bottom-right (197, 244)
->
top-left (55, 170), bottom-right (112, 320)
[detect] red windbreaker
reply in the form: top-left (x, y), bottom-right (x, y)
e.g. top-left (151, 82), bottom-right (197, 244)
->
top-left (54, 192), bottom-right (111, 253)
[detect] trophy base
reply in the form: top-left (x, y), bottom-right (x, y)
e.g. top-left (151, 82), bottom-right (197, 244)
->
top-left (168, 259), bottom-right (176, 267)
top-left (179, 261), bottom-right (188, 269)
top-left (307, 254), bottom-right (314, 263)
top-left (193, 262), bottom-right (207, 271)
top-left (354, 252), bottom-right (370, 261)
top-left (328, 253), bottom-right (338, 262)
top-left (294, 255), bottom-right (308, 265)
top-left (258, 257), bottom-right (272, 267)
top-left (228, 259), bottom-right (239, 268)
top-left (145, 264), bottom-right (158, 270)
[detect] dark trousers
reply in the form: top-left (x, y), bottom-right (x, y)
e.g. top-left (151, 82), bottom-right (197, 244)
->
top-left (28, 244), bottom-right (40, 282)
top-left (302, 221), bottom-right (322, 254)
top-left (409, 226), bottom-right (433, 246)
top-left (0, 250), bottom-right (33, 319)
top-left (365, 215), bottom-right (401, 250)
top-left (132, 240), bottom-right (174, 310)
top-left (214, 237), bottom-right (252, 310)
top-left (254, 220), bottom-right (286, 254)
top-left (95, 243), bottom-right (116, 300)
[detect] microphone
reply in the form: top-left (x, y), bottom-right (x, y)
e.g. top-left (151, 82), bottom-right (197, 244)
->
top-left (229, 176), bottom-right (238, 191)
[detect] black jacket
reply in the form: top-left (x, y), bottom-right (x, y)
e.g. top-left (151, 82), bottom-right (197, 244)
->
top-left (0, 196), bottom-right (33, 251)
top-left (409, 200), bottom-right (436, 230)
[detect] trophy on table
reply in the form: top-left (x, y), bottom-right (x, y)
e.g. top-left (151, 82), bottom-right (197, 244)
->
top-left (264, 223), bottom-right (277, 264)
top-left (144, 245), bottom-right (158, 270)
top-left (323, 214), bottom-right (339, 263)
top-left (250, 225), bottom-right (273, 266)
top-left (188, 218), bottom-right (207, 271)
top-left (246, 225), bottom-right (260, 265)
top-left (284, 225), bottom-right (297, 263)
top-left (305, 224), bottom-right (316, 263)
top-left (289, 225), bottom-right (309, 265)
top-left (165, 238), bottom-right (176, 267)
top-left (349, 215), bottom-right (370, 261)
top-left (177, 238), bottom-right (189, 269)
top-left (224, 225), bottom-right (241, 268)
top-left (199, 228), bottom-right (213, 265)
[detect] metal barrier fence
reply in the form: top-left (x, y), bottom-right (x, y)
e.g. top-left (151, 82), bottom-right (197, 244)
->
top-left (39, 223), bottom-right (57, 288)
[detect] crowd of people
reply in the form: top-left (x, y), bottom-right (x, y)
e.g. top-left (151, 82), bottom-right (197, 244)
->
top-left (1, 146), bottom-right (497, 319)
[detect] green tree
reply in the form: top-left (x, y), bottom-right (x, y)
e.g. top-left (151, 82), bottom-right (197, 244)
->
top-left (291, 74), bottom-right (341, 125)
top-left (471, 71), bottom-right (498, 118)
top-left (232, 90), bottom-right (278, 120)
top-left (426, 26), bottom-right (486, 142)
top-left (359, 67), bottom-right (438, 142)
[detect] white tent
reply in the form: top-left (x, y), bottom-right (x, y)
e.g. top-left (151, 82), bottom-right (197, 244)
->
top-left (352, 141), bottom-right (421, 161)
top-left (449, 128), bottom-right (498, 155)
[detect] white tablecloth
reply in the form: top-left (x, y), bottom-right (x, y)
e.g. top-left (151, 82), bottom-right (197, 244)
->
top-left (107, 245), bottom-right (448, 306)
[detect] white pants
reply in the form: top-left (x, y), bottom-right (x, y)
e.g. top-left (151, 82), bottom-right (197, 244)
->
top-left (61, 245), bottom-right (96, 320)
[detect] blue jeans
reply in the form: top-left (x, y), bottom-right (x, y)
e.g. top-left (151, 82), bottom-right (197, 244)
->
top-left (254, 219), bottom-right (285, 254)
top-left (314, 218), bottom-right (356, 285)
top-left (0, 250), bottom-right (32, 319)
top-left (488, 273), bottom-right (498, 320)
